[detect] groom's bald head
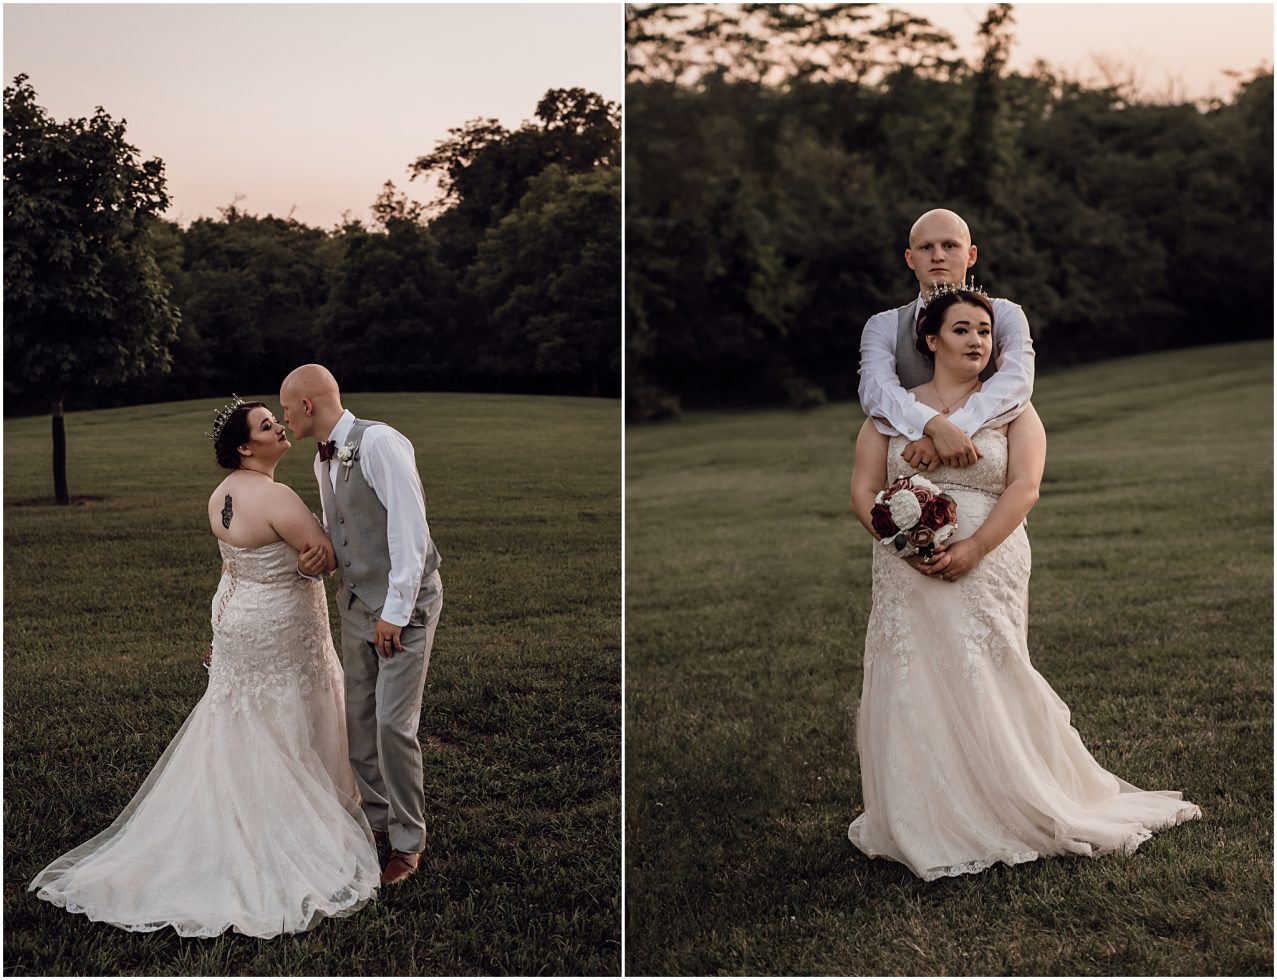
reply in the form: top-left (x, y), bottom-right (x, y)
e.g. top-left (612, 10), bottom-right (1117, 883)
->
top-left (905, 209), bottom-right (978, 294)
top-left (279, 363), bottom-right (344, 440)
top-left (908, 209), bottom-right (972, 249)
top-left (281, 363), bottom-right (340, 401)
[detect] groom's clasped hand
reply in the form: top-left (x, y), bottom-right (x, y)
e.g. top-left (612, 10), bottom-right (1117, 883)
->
top-left (856, 208), bottom-right (1035, 583)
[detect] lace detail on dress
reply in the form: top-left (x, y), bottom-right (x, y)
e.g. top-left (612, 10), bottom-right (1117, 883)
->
top-left (886, 427), bottom-right (1009, 491)
top-left (850, 427), bottom-right (1201, 879)
top-left (29, 536), bottom-right (379, 939)
top-left (205, 541), bottom-right (341, 715)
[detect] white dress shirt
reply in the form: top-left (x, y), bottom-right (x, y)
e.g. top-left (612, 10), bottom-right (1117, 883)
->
top-left (315, 409), bottom-right (434, 628)
top-left (857, 294), bottom-right (1035, 440)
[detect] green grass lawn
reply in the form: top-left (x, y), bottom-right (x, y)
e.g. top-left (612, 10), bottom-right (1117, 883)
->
top-left (625, 341), bottom-right (1273, 976)
top-left (4, 392), bottom-right (620, 976)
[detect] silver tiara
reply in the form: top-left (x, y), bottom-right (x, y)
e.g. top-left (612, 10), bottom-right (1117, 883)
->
top-left (928, 276), bottom-right (988, 301)
top-left (206, 394), bottom-right (246, 441)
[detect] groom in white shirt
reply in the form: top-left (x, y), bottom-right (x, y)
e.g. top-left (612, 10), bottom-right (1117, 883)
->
top-left (281, 364), bottom-right (443, 886)
top-left (858, 208), bottom-right (1035, 469)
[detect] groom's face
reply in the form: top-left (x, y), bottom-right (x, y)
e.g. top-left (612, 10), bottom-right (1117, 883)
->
top-left (905, 217), bottom-right (976, 294)
top-left (279, 389), bottom-right (312, 439)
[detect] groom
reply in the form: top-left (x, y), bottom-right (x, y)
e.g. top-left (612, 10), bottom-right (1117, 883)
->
top-left (280, 364), bottom-right (443, 886)
top-left (858, 208), bottom-right (1036, 470)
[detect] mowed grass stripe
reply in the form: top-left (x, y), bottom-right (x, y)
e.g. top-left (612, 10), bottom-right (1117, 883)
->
top-left (625, 341), bottom-right (1272, 977)
top-left (4, 392), bottom-right (620, 977)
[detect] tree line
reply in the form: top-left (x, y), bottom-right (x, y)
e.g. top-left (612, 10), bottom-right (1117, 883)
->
top-left (626, 3), bottom-right (1273, 417)
top-left (5, 79), bottom-right (621, 424)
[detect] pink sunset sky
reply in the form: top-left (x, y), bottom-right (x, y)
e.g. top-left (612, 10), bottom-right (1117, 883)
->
top-left (4, 4), bottom-right (1272, 228)
top-left (912, 3), bottom-right (1272, 104)
top-left (3, 3), bottom-right (622, 227)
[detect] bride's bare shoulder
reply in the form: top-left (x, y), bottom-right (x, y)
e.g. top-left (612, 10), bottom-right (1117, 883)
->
top-left (1006, 402), bottom-right (1045, 443)
top-left (207, 478), bottom-right (231, 508)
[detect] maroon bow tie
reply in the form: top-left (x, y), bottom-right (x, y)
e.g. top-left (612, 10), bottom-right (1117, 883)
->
top-left (318, 440), bottom-right (337, 462)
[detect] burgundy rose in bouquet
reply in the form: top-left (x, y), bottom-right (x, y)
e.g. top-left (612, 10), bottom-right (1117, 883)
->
top-left (870, 474), bottom-right (958, 560)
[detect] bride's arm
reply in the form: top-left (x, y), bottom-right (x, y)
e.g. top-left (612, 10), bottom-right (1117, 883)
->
top-left (267, 484), bottom-right (338, 573)
top-left (852, 419), bottom-right (951, 578)
top-left (850, 418), bottom-right (889, 536)
top-left (943, 403), bottom-right (1046, 579)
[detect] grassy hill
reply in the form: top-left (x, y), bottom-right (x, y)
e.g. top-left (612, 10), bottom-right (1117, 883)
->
top-left (4, 392), bottom-right (620, 976)
top-left (625, 341), bottom-right (1273, 976)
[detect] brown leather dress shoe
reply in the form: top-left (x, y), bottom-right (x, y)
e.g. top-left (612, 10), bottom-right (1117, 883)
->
top-left (381, 849), bottom-right (422, 886)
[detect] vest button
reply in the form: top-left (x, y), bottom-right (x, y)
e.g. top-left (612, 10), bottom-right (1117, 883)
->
top-left (343, 560), bottom-right (351, 567)
top-left (338, 515), bottom-right (344, 523)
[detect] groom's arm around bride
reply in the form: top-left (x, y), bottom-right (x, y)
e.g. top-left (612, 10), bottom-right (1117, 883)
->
top-left (858, 208), bottom-right (1036, 469)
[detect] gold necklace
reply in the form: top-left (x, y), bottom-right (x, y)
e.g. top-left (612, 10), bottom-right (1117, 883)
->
top-left (931, 379), bottom-right (979, 415)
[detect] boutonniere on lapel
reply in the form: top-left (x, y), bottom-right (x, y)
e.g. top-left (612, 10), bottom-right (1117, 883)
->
top-left (334, 442), bottom-right (359, 481)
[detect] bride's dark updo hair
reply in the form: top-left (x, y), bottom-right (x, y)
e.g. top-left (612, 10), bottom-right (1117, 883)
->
top-left (916, 289), bottom-right (996, 362)
top-left (213, 402), bottom-right (267, 470)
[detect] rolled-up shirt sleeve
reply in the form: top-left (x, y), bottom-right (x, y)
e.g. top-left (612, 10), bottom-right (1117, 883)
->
top-left (947, 299), bottom-right (1035, 436)
top-left (356, 427), bottom-right (430, 628)
top-left (857, 309), bottom-right (939, 440)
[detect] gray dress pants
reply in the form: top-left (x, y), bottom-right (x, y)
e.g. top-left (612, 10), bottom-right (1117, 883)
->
top-left (339, 570), bottom-right (442, 853)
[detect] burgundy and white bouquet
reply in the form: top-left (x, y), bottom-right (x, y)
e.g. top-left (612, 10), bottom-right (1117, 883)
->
top-left (870, 475), bottom-right (958, 560)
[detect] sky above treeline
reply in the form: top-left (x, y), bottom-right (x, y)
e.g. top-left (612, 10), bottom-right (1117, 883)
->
top-left (912, 3), bottom-right (1272, 104)
top-left (5, 3), bottom-right (1271, 228)
top-left (4, 3), bottom-right (622, 228)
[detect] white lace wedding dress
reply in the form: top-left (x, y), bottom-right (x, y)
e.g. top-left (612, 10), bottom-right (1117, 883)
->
top-left (848, 428), bottom-right (1200, 880)
top-left (30, 540), bottom-right (381, 937)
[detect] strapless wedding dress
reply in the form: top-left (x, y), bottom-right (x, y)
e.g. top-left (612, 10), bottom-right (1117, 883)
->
top-left (848, 429), bottom-right (1200, 879)
top-left (30, 540), bottom-right (380, 937)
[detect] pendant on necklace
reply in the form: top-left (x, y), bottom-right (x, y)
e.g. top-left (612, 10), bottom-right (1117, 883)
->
top-left (941, 407), bottom-right (951, 414)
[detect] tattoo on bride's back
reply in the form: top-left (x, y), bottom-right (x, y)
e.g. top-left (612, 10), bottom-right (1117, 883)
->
top-left (221, 494), bottom-right (233, 529)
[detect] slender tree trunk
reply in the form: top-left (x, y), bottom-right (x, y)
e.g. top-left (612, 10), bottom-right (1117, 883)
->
top-left (52, 391), bottom-right (69, 506)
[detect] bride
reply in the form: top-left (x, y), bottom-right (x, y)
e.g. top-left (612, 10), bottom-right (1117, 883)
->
top-left (29, 398), bottom-right (381, 937)
top-left (847, 284), bottom-right (1200, 880)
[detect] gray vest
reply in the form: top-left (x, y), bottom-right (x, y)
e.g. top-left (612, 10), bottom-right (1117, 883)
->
top-left (319, 418), bottom-right (441, 615)
top-left (895, 300), bottom-right (997, 390)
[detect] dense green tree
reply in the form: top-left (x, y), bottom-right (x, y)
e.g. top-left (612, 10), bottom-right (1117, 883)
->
top-left (2, 83), bottom-right (621, 414)
top-left (469, 164), bottom-right (621, 395)
top-left (315, 211), bottom-right (459, 392)
top-left (961, 3), bottom-right (1015, 205)
top-left (4, 75), bottom-right (179, 502)
top-left (411, 88), bottom-right (619, 271)
top-left (175, 204), bottom-right (331, 394)
top-left (626, 3), bottom-right (1273, 414)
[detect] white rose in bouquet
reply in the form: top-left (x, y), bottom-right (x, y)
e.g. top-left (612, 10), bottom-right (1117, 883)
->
top-left (911, 474), bottom-right (939, 494)
top-left (888, 489), bottom-right (922, 529)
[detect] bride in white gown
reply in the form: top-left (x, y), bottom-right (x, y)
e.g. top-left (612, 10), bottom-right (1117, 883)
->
top-left (30, 399), bottom-right (380, 937)
top-left (847, 287), bottom-right (1200, 880)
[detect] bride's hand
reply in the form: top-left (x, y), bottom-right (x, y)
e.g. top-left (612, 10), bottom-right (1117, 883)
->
top-left (297, 543), bottom-right (328, 577)
top-left (904, 544), bottom-right (948, 576)
top-left (935, 538), bottom-right (985, 582)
